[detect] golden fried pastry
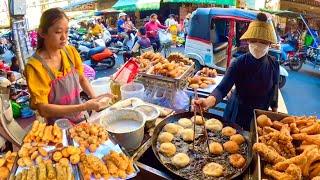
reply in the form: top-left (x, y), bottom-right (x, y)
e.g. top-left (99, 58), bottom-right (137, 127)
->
top-left (230, 134), bottom-right (245, 145)
top-left (70, 154), bottom-right (80, 164)
top-left (202, 162), bottom-right (224, 177)
top-left (0, 158), bottom-right (5, 167)
top-left (222, 126), bottom-right (236, 137)
top-left (191, 115), bottom-right (205, 125)
top-left (0, 167), bottom-right (9, 179)
top-left (159, 142), bottom-right (176, 157)
top-left (264, 164), bottom-right (302, 180)
top-left (181, 129), bottom-right (194, 142)
top-left (252, 143), bottom-right (285, 164)
top-left (38, 147), bottom-right (47, 157)
top-left (53, 151), bottom-right (63, 162)
top-left (223, 141), bottom-right (239, 154)
top-left (158, 132), bottom-right (174, 143)
top-left (163, 123), bottom-right (180, 135)
top-left (209, 142), bottom-right (224, 155)
top-left (178, 118), bottom-right (193, 128)
top-left (257, 114), bottom-right (273, 128)
top-left (229, 154), bottom-right (246, 168)
top-left (205, 119), bottom-right (223, 131)
top-left (171, 153), bottom-right (190, 168)
top-left (89, 144), bottom-right (97, 153)
top-left (59, 158), bottom-right (69, 167)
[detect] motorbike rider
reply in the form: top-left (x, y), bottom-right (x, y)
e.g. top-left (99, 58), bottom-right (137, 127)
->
top-left (123, 27), bottom-right (152, 62)
top-left (194, 13), bottom-right (280, 131)
top-left (25, 8), bottom-right (111, 125)
top-left (144, 13), bottom-right (167, 52)
top-left (117, 12), bottom-right (129, 46)
top-left (280, 27), bottom-right (299, 62)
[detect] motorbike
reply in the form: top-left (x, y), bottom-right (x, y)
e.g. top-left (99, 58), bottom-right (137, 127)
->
top-left (298, 46), bottom-right (320, 69)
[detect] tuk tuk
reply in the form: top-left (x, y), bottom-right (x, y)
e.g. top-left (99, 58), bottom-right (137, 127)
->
top-left (185, 8), bottom-right (277, 70)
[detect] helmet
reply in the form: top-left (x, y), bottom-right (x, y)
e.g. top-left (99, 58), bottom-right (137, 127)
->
top-left (118, 12), bottom-right (127, 18)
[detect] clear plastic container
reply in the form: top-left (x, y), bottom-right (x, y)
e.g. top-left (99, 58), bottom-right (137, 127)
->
top-left (120, 83), bottom-right (145, 100)
top-left (90, 77), bottom-right (111, 96)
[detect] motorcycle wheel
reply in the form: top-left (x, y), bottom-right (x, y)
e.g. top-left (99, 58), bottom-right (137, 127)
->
top-left (289, 57), bottom-right (303, 71)
top-left (104, 56), bottom-right (116, 68)
top-left (279, 75), bottom-right (286, 89)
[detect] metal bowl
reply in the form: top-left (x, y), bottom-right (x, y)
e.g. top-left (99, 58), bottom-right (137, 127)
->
top-left (100, 109), bottom-right (146, 151)
top-left (133, 104), bottom-right (160, 129)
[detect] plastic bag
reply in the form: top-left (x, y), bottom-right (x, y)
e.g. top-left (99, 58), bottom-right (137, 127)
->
top-left (158, 30), bottom-right (172, 44)
top-left (83, 64), bottom-right (96, 81)
top-left (113, 58), bottom-right (139, 84)
top-left (172, 90), bottom-right (189, 111)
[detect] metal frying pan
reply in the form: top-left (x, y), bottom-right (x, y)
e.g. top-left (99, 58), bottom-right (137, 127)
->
top-left (151, 112), bottom-right (253, 180)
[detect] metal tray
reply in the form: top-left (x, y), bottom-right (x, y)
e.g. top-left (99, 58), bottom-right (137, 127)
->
top-left (151, 112), bottom-right (253, 180)
top-left (252, 109), bottom-right (290, 180)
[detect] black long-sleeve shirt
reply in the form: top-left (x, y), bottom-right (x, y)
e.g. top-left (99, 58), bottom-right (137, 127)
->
top-left (212, 53), bottom-right (279, 110)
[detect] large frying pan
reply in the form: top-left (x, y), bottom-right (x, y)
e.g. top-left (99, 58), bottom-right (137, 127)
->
top-left (151, 112), bottom-right (253, 180)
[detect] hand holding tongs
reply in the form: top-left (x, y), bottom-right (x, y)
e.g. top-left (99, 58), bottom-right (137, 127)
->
top-left (192, 89), bottom-right (210, 153)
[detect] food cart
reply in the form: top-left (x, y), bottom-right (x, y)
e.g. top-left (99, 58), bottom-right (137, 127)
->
top-left (2, 49), bottom-right (308, 180)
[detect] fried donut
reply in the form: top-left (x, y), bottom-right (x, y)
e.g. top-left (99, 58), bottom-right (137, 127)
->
top-left (229, 154), bottom-right (246, 168)
top-left (159, 142), bottom-right (176, 157)
top-left (171, 153), bottom-right (190, 168)
top-left (181, 129), bottom-right (194, 142)
top-left (158, 132), bottom-right (174, 143)
top-left (205, 119), bottom-right (223, 131)
top-left (223, 141), bottom-right (239, 154)
top-left (191, 115), bottom-right (205, 125)
top-left (222, 126), bottom-right (237, 137)
top-left (230, 134), bottom-right (245, 145)
top-left (257, 114), bottom-right (272, 128)
top-left (163, 123), bottom-right (180, 135)
top-left (209, 142), bottom-right (224, 155)
top-left (202, 162), bottom-right (224, 177)
top-left (178, 118), bottom-right (193, 128)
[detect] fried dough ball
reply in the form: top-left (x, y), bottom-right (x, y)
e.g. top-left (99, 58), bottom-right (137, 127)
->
top-left (229, 154), bottom-right (246, 168)
top-left (163, 123), bottom-right (180, 135)
top-left (222, 126), bottom-right (237, 137)
top-left (202, 162), bottom-right (224, 177)
top-left (230, 134), bottom-right (245, 145)
top-left (53, 151), bottom-right (62, 162)
top-left (191, 115), bottom-right (205, 125)
top-left (70, 154), bottom-right (80, 164)
top-left (159, 143), bottom-right (176, 157)
top-left (257, 114), bottom-right (272, 128)
top-left (171, 153), bottom-right (190, 168)
top-left (158, 132), bottom-right (174, 143)
top-left (205, 119), bottom-right (223, 131)
top-left (59, 158), bottom-right (69, 167)
top-left (181, 129), bottom-right (194, 142)
top-left (223, 141), bottom-right (239, 154)
top-left (178, 118), bottom-right (193, 128)
top-left (209, 142), bottom-right (224, 155)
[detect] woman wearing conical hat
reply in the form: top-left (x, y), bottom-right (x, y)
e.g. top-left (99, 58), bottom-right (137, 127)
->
top-left (194, 13), bottom-right (279, 130)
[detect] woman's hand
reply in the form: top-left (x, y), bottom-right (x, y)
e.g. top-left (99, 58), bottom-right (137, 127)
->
top-left (83, 99), bottom-right (101, 112)
top-left (192, 96), bottom-right (216, 111)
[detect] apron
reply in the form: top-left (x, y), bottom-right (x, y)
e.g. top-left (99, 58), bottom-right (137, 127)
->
top-left (33, 49), bottom-right (85, 125)
top-left (223, 56), bottom-right (278, 131)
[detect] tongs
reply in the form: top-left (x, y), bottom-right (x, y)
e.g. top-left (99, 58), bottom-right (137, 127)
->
top-left (192, 89), bottom-right (210, 153)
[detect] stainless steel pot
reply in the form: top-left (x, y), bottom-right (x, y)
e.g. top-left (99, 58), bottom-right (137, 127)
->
top-left (100, 109), bottom-right (145, 151)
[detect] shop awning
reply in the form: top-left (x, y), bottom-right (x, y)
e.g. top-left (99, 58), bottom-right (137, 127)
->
top-left (163, 0), bottom-right (235, 6)
top-left (112, 0), bottom-right (137, 11)
top-left (63, 0), bottom-right (97, 11)
top-left (112, 0), bottom-right (160, 11)
top-left (137, 0), bottom-right (161, 11)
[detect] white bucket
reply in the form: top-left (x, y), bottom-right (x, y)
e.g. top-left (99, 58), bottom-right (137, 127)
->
top-left (90, 77), bottom-right (111, 96)
top-left (120, 83), bottom-right (145, 100)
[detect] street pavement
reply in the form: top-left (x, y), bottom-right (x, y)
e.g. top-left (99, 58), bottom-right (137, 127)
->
top-left (95, 47), bottom-right (320, 118)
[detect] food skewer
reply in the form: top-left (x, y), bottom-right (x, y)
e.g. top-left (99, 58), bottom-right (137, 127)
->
top-left (193, 89), bottom-right (210, 153)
